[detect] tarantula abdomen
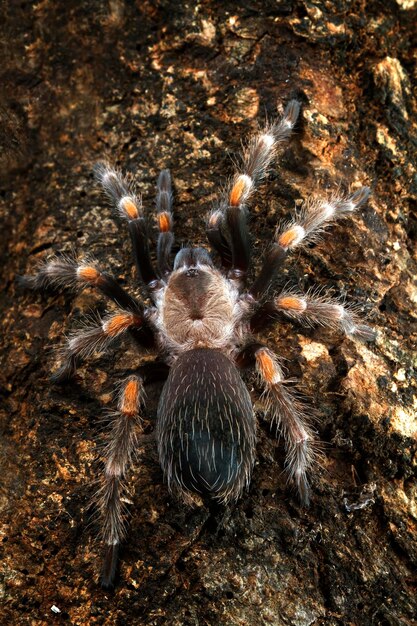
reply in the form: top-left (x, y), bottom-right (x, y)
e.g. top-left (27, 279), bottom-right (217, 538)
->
top-left (156, 348), bottom-right (256, 503)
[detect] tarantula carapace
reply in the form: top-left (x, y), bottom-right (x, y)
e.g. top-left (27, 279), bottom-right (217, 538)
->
top-left (23, 100), bottom-right (375, 588)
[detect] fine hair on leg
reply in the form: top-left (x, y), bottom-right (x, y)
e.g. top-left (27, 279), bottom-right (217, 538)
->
top-left (255, 347), bottom-right (316, 505)
top-left (276, 187), bottom-right (370, 251)
top-left (211, 100), bottom-right (301, 281)
top-left (96, 375), bottom-right (144, 589)
top-left (249, 187), bottom-right (370, 301)
top-left (21, 253), bottom-right (144, 314)
top-left (238, 344), bottom-right (317, 505)
top-left (250, 289), bottom-right (375, 341)
top-left (155, 169), bottom-right (174, 277)
top-left (53, 310), bottom-right (144, 381)
top-left (94, 163), bottom-right (162, 292)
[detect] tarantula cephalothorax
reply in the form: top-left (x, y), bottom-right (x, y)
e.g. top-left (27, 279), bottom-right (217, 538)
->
top-left (24, 100), bottom-right (375, 588)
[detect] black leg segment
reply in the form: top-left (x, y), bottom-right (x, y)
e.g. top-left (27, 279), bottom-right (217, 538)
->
top-left (156, 169), bottom-right (174, 277)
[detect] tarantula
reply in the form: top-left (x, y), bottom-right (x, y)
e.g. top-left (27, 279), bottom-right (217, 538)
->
top-left (23, 100), bottom-right (375, 588)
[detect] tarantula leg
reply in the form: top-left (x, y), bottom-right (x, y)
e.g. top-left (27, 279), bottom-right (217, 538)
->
top-left (94, 163), bottom-right (163, 293)
top-left (155, 169), bottom-right (174, 277)
top-left (216, 100), bottom-right (300, 282)
top-left (206, 210), bottom-right (233, 270)
top-left (98, 375), bottom-right (144, 589)
top-left (249, 244), bottom-right (287, 299)
top-left (225, 190), bottom-right (251, 280)
top-left (237, 343), bottom-right (315, 506)
top-left (53, 310), bottom-right (146, 381)
top-left (248, 187), bottom-right (371, 300)
top-left (275, 187), bottom-right (371, 252)
top-left (21, 255), bottom-right (142, 313)
top-left (250, 290), bottom-right (376, 340)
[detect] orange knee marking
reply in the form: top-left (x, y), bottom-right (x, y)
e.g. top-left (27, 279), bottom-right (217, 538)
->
top-left (158, 211), bottom-right (171, 232)
top-left (78, 266), bottom-right (100, 283)
top-left (276, 295), bottom-right (307, 312)
top-left (277, 225), bottom-right (305, 248)
top-left (229, 175), bottom-right (251, 207)
top-left (121, 197), bottom-right (140, 219)
top-left (256, 349), bottom-right (280, 384)
top-left (230, 178), bottom-right (245, 206)
top-left (121, 379), bottom-right (141, 415)
top-left (104, 313), bottom-right (135, 337)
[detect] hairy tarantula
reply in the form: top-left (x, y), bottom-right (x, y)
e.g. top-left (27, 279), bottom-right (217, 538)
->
top-left (23, 100), bottom-right (375, 588)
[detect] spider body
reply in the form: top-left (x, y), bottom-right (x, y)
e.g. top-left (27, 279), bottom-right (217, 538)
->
top-left (151, 246), bottom-right (255, 503)
top-left (23, 100), bottom-right (376, 588)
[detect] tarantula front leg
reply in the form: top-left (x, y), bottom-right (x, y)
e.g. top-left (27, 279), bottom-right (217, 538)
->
top-left (97, 375), bottom-right (144, 589)
top-left (94, 163), bottom-right (163, 295)
top-left (208, 100), bottom-right (300, 282)
top-left (250, 290), bottom-right (376, 340)
top-left (237, 343), bottom-right (315, 505)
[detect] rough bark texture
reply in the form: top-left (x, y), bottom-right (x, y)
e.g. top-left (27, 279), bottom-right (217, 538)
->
top-left (1, 1), bottom-right (416, 624)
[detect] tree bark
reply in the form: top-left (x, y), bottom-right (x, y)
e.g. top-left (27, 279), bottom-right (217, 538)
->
top-left (1, 1), bottom-right (416, 624)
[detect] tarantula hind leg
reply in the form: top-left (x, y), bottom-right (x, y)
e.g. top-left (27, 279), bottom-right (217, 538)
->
top-left (237, 344), bottom-right (316, 506)
top-left (97, 375), bottom-right (144, 590)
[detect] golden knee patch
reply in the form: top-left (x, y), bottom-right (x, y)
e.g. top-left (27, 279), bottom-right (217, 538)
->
top-left (120, 378), bottom-right (141, 416)
top-left (255, 349), bottom-right (282, 384)
top-left (158, 211), bottom-right (171, 232)
top-left (276, 295), bottom-right (307, 312)
top-left (120, 197), bottom-right (140, 219)
top-left (78, 266), bottom-right (100, 283)
top-left (104, 313), bottom-right (135, 337)
top-left (229, 175), bottom-right (252, 207)
top-left (277, 225), bottom-right (305, 249)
